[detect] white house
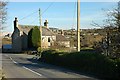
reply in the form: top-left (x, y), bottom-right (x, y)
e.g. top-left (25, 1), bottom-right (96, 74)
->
top-left (11, 17), bottom-right (70, 52)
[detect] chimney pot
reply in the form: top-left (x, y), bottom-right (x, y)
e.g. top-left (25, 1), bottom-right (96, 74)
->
top-left (14, 17), bottom-right (18, 30)
top-left (44, 19), bottom-right (48, 28)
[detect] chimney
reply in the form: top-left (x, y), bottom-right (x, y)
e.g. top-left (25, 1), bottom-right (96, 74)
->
top-left (44, 20), bottom-right (48, 28)
top-left (14, 17), bottom-right (18, 30)
top-left (61, 29), bottom-right (64, 36)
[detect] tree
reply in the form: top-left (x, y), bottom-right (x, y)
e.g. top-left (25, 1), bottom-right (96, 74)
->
top-left (28, 26), bottom-right (41, 49)
top-left (93, 1), bottom-right (120, 58)
top-left (0, 1), bottom-right (7, 29)
top-left (28, 28), bottom-right (33, 48)
top-left (104, 2), bottom-right (120, 58)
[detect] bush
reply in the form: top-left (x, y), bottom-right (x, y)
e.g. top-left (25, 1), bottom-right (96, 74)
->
top-left (37, 47), bottom-right (41, 52)
top-left (41, 50), bottom-right (58, 62)
top-left (28, 26), bottom-right (41, 48)
top-left (116, 59), bottom-right (120, 77)
top-left (40, 50), bottom-right (120, 79)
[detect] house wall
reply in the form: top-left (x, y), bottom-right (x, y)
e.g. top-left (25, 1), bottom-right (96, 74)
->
top-left (42, 36), bottom-right (56, 48)
top-left (22, 33), bottom-right (28, 50)
top-left (12, 35), bottom-right (22, 52)
top-left (57, 41), bottom-right (70, 48)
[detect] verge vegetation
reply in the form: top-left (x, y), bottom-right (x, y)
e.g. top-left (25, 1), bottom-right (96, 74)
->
top-left (40, 50), bottom-right (120, 80)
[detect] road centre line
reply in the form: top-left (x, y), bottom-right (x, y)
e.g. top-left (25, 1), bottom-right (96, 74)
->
top-left (8, 55), bottom-right (42, 76)
top-left (23, 66), bottom-right (42, 76)
top-left (9, 57), bottom-right (18, 64)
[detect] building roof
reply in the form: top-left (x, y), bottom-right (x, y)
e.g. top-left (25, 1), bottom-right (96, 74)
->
top-left (18, 25), bottom-right (55, 36)
top-left (56, 34), bottom-right (69, 41)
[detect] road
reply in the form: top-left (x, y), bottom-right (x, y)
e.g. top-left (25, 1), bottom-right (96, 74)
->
top-left (2, 53), bottom-right (98, 79)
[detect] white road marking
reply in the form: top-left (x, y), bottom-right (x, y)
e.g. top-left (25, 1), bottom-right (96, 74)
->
top-left (9, 57), bottom-right (12, 60)
top-left (9, 57), bottom-right (18, 64)
top-left (23, 66), bottom-right (42, 76)
top-left (7, 55), bottom-right (42, 76)
top-left (4, 54), bottom-right (9, 57)
top-left (12, 60), bottom-right (18, 64)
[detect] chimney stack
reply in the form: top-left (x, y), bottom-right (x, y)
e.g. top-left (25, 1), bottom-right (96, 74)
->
top-left (44, 20), bottom-right (48, 28)
top-left (14, 17), bottom-right (18, 30)
top-left (61, 29), bottom-right (64, 36)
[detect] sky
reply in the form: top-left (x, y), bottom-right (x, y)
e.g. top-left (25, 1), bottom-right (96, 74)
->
top-left (6, 0), bottom-right (120, 2)
top-left (4, 1), bottom-right (118, 32)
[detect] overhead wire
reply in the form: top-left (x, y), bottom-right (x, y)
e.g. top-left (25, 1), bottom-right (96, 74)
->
top-left (72, 1), bottom-right (77, 29)
top-left (30, 2), bottom-right (54, 25)
top-left (41, 2), bottom-right (54, 15)
top-left (30, 17), bottom-right (38, 24)
top-left (19, 10), bottom-right (38, 21)
top-left (6, 2), bottom-right (54, 30)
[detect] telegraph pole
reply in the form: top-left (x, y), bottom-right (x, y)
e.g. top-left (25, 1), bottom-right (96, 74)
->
top-left (77, 0), bottom-right (80, 51)
top-left (39, 8), bottom-right (42, 53)
top-left (118, 1), bottom-right (120, 31)
top-left (39, 8), bottom-right (42, 26)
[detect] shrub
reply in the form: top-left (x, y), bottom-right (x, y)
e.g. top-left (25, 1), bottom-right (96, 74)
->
top-left (28, 26), bottom-right (41, 48)
top-left (37, 47), bottom-right (41, 52)
top-left (32, 26), bottom-right (41, 48)
top-left (41, 50), bottom-right (58, 62)
top-left (40, 50), bottom-right (120, 79)
top-left (28, 28), bottom-right (33, 48)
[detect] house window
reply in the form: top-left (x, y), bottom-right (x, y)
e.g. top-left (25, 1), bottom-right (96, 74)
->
top-left (48, 38), bottom-right (50, 42)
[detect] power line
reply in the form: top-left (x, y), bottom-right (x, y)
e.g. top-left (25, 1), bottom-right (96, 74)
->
top-left (41, 2), bottom-right (54, 15)
top-left (29, 2), bottom-right (54, 25)
top-left (19, 10), bottom-right (38, 21)
top-left (20, 2), bottom-right (54, 22)
top-left (71, 2), bottom-right (77, 48)
top-left (30, 17), bottom-right (38, 24)
top-left (72, 1), bottom-right (77, 29)
top-left (6, 2), bottom-right (54, 30)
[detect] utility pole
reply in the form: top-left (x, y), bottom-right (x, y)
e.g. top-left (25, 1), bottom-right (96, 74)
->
top-left (39, 8), bottom-right (42, 53)
top-left (77, 0), bottom-right (80, 51)
top-left (39, 8), bottom-right (42, 26)
top-left (118, 1), bottom-right (120, 31)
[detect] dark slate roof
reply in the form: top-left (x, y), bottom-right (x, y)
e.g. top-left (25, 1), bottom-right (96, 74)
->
top-left (18, 25), bottom-right (55, 36)
top-left (42, 26), bottom-right (55, 36)
top-left (56, 34), bottom-right (69, 41)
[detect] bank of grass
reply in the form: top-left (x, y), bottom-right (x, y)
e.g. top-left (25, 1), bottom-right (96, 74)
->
top-left (40, 50), bottom-right (120, 80)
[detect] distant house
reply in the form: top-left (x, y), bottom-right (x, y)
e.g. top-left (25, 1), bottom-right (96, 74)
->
top-left (49, 27), bottom-right (59, 33)
top-left (11, 17), bottom-right (70, 52)
top-left (4, 33), bottom-right (12, 39)
top-left (56, 34), bottom-right (70, 48)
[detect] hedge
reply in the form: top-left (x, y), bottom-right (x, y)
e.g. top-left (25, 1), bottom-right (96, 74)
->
top-left (40, 50), bottom-right (120, 79)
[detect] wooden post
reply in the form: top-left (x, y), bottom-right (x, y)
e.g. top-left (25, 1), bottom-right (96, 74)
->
top-left (77, 0), bottom-right (80, 51)
top-left (39, 8), bottom-right (42, 53)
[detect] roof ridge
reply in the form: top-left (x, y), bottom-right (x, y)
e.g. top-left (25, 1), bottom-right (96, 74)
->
top-left (18, 25), bottom-right (56, 36)
top-left (18, 24), bottom-right (39, 27)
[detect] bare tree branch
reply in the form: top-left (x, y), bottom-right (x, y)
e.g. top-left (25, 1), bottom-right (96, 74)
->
top-left (92, 1), bottom-right (120, 58)
top-left (0, 1), bottom-right (7, 30)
